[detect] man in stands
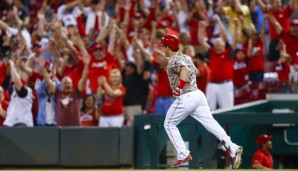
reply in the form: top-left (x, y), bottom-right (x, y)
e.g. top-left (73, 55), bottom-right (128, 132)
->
top-left (199, 15), bottom-right (237, 110)
top-left (252, 134), bottom-right (273, 169)
top-left (4, 60), bottom-right (33, 127)
top-left (41, 40), bottom-right (90, 126)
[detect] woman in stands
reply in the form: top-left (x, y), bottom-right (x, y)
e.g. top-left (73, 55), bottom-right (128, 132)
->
top-left (80, 94), bottom-right (98, 126)
top-left (97, 69), bottom-right (126, 127)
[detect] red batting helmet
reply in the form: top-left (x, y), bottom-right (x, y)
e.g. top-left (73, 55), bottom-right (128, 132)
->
top-left (161, 34), bottom-right (180, 51)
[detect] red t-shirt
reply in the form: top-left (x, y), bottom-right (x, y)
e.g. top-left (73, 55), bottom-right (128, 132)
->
top-left (101, 86), bottom-right (126, 116)
top-left (152, 60), bottom-right (172, 97)
top-left (88, 53), bottom-right (120, 93)
top-left (63, 60), bottom-right (85, 89)
top-left (280, 31), bottom-right (298, 64)
top-left (0, 100), bottom-right (9, 126)
top-left (80, 110), bottom-right (98, 126)
top-left (248, 41), bottom-right (264, 72)
top-left (157, 70), bottom-right (172, 97)
top-left (252, 149), bottom-right (273, 169)
top-left (233, 58), bottom-right (249, 87)
top-left (196, 65), bottom-right (210, 93)
top-left (152, 59), bottom-right (173, 97)
top-left (268, 6), bottom-right (292, 39)
top-left (275, 61), bottom-right (290, 83)
top-left (0, 63), bottom-right (7, 85)
top-left (209, 48), bottom-right (234, 82)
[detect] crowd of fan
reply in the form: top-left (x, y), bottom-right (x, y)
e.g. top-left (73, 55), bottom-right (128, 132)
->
top-left (0, 0), bottom-right (297, 127)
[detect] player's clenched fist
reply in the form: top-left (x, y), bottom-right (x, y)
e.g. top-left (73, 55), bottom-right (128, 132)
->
top-left (173, 87), bottom-right (182, 97)
top-left (173, 79), bottom-right (187, 97)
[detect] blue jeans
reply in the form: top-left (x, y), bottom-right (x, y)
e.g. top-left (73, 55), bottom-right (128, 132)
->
top-left (154, 97), bottom-right (175, 115)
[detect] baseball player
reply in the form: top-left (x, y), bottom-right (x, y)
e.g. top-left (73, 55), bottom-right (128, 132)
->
top-left (161, 34), bottom-right (243, 168)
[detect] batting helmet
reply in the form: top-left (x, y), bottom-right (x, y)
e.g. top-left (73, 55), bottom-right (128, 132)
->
top-left (161, 34), bottom-right (180, 51)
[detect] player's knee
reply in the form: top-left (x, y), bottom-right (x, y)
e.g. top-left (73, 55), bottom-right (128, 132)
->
top-left (164, 121), bottom-right (176, 129)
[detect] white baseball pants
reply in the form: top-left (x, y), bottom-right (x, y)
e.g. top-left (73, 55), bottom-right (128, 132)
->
top-left (164, 90), bottom-right (239, 160)
top-left (99, 115), bottom-right (124, 128)
top-left (206, 81), bottom-right (234, 111)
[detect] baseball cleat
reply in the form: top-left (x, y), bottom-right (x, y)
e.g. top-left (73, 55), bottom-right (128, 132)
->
top-left (171, 154), bottom-right (192, 168)
top-left (232, 146), bottom-right (243, 169)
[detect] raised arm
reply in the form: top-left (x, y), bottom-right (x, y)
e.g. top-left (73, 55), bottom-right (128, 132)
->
top-left (214, 15), bottom-right (227, 42)
top-left (268, 13), bottom-right (282, 35)
top-left (234, 0), bottom-right (243, 14)
top-left (39, 57), bottom-right (56, 93)
top-left (100, 76), bottom-right (124, 98)
top-left (77, 40), bottom-right (91, 92)
top-left (0, 20), bottom-right (10, 32)
top-left (107, 19), bottom-right (117, 55)
top-left (256, 0), bottom-right (267, 11)
top-left (207, 0), bottom-right (214, 18)
top-left (136, 39), bottom-right (152, 62)
top-left (8, 60), bottom-right (23, 91)
top-left (198, 21), bottom-right (211, 53)
top-left (231, 18), bottom-right (239, 50)
top-left (290, 0), bottom-right (298, 15)
top-left (260, 14), bottom-right (267, 42)
top-left (19, 56), bottom-right (33, 77)
top-left (95, 77), bottom-right (103, 119)
top-left (65, 0), bottom-right (79, 11)
top-left (250, 0), bottom-right (256, 12)
top-left (215, 0), bottom-right (227, 14)
top-left (149, 21), bottom-right (157, 50)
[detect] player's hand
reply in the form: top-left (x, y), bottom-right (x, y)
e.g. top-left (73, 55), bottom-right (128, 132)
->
top-left (173, 88), bottom-right (182, 97)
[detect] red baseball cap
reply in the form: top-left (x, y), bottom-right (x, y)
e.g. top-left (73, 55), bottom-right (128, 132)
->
top-left (256, 134), bottom-right (272, 146)
top-left (89, 43), bottom-right (106, 53)
top-left (290, 19), bottom-right (298, 26)
top-left (162, 15), bottom-right (175, 23)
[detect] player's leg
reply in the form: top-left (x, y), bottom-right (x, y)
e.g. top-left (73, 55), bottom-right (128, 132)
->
top-left (206, 83), bottom-right (218, 111)
top-left (218, 81), bottom-right (234, 109)
top-left (164, 97), bottom-right (190, 161)
top-left (191, 90), bottom-right (242, 168)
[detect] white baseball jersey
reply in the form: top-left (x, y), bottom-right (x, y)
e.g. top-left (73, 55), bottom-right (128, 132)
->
top-left (166, 52), bottom-right (197, 94)
top-left (164, 52), bottom-right (240, 161)
top-left (4, 87), bottom-right (34, 127)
